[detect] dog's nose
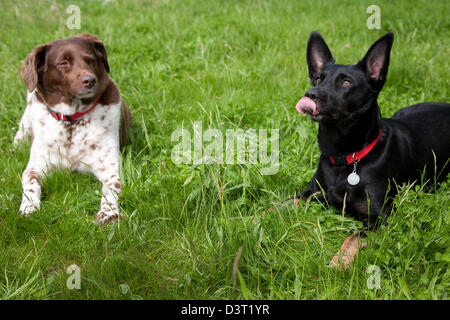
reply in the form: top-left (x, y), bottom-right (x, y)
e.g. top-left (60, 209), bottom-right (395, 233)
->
top-left (305, 89), bottom-right (318, 102)
top-left (81, 74), bottom-right (96, 89)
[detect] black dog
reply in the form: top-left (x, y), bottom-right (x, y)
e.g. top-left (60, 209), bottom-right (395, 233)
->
top-left (295, 31), bottom-right (450, 268)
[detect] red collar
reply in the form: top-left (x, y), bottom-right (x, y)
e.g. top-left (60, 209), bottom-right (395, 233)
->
top-left (47, 96), bottom-right (101, 122)
top-left (329, 128), bottom-right (382, 165)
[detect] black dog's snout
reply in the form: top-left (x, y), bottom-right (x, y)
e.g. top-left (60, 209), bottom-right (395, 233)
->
top-left (305, 89), bottom-right (318, 101)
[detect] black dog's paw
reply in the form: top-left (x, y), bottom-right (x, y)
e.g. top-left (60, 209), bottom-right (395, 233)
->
top-left (299, 189), bottom-right (313, 201)
top-left (288, 190), bottom-right (311, 208)
top-left (298, 189), bottom-right (325, 203)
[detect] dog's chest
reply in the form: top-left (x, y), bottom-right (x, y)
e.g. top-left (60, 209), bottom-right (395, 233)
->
top-left (32, 103), bottom-right (120, 170)
top-left (322, 164), bottom-right (366, 209)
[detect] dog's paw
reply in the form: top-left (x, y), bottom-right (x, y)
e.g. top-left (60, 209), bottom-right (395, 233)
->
top-left (329, 233), bottom-right (367, 270)
top-left (19, 201), bottom-right (39, 216)
top-left (292, 198), bottom-right (302, 208)
top-left (95, 210), bottom-right (124, 226)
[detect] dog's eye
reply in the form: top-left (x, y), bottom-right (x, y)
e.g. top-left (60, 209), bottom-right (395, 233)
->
top-left (341, 79), bottom-right (352, 87)
top-left (58, 61), bottom-right (68, 66)
top-left (315, 77), bottom-right (321, 85)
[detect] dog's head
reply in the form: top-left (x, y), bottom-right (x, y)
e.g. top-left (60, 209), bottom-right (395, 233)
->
top-left (21, 33), bottom-right (110, 107)
top-left (297, 31), bottom-right (394, 124)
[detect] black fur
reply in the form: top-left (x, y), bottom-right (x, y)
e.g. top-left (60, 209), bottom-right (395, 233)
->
top-left (298, 31), bottom-right (450, 229)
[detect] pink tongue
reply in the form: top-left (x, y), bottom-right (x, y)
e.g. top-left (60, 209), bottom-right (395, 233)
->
top-left (296, 96), bottom-right (317, 115)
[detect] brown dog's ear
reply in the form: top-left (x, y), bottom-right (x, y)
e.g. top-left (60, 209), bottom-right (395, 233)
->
top-left (92, 39), bottom-right (110, 73)
top-left (21, 44), bottom-right (47, 92)
top-left (77, 33), bottom-right (110, 73)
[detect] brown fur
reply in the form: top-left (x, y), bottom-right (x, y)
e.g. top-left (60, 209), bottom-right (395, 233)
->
top-left (120, 101), bottom-right (131, 149)
top-left (329, 232), bottom-right (367, 270)
top-left (21, 34), bottom-right (110, 109)
top-left (16, 33), bottom-right (130, 225)
top-left (21, 34), bottom-right (130, 148)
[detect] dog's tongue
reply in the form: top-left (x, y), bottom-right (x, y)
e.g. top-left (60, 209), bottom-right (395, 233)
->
top-left (296, 96), bottom-right (317, 115)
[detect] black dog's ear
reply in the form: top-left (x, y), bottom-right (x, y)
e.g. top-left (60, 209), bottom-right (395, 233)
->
top-left (358, 32), bottom-right (394, 90)
top-left (306, 31), bottom-right (335, 84)
top-left (21, 44), bottom-right (48, 92)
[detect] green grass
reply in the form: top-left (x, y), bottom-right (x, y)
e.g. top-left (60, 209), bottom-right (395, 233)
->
top-left (0, 0), bottom-right (449, 300)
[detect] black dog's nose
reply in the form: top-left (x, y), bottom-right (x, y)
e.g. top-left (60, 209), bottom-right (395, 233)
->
top-left (81, 74), bottom-right (96, 89)
top-left (305, 89), bottom-right (318, 101)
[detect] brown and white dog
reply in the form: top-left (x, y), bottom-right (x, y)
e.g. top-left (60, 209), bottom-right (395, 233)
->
top-left (14, 33), bottom-right (130, 225)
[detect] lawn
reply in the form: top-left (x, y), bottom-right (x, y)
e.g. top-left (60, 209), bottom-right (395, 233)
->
top-left (0, 0), bottom-right (448, 300)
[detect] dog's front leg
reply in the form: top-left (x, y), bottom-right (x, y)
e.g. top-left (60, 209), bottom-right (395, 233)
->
top-left (91, 157), bottom-right (124, 225)
top-left (275, 179), bottom-right (324, 209)
top-left (295, 171), bottom-right (326, 206)
top-left (329, 194), bottom-right (387, 269)
top-left (19, 163), bottom-right (47, 216)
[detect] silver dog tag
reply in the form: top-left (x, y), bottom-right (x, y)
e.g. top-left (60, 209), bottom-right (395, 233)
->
top-left (347, 172), bottom-right (360, 185)
top-left (347, 154), bottom-right (360, 185)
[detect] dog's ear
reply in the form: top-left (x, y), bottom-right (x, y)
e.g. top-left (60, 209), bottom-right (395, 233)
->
top-left (306, 31), bottom-right (335, 85)
top-left (92, 39), bottom-right (110, 73)
top-left (358, 32), bottom-right (394, 90)
top-left (77, 33), bottom-right (110, 73)
top-left (21, 44), bottom-right (48, 92)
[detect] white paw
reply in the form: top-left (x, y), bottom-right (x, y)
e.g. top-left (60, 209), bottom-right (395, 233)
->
top-left (19, 201), bottom-right (39, 216)
top-left (95, 208), bottom-right (123, 226)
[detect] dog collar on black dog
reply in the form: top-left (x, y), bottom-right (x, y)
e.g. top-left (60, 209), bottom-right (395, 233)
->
top-left (329, 128), bottom-right (382, 166)
top-left (47, 96), bottom-right (101, 122)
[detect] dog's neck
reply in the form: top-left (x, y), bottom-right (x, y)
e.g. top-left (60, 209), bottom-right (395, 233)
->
top-left (318, 101), bottom-right (381, 156)
top-left (34, 89), bottom-right (98, 115)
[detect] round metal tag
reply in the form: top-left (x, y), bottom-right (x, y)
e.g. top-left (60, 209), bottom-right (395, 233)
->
top-left (347, 172), bottom-right (360, 185)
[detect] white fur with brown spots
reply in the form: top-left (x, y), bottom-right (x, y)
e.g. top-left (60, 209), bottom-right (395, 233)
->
top-left (14, 34), bottom-right (130, 225)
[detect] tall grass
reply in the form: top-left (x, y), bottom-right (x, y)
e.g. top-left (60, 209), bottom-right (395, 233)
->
top-left (0, 0), bottom-right (448, 299)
